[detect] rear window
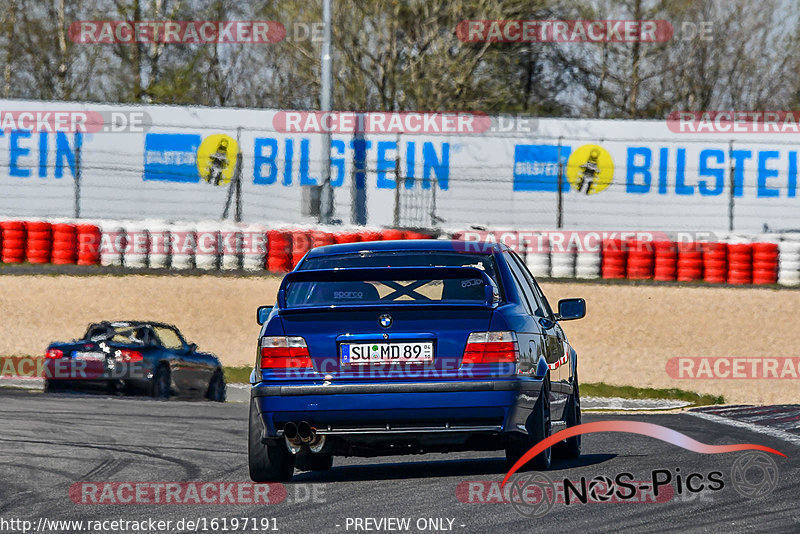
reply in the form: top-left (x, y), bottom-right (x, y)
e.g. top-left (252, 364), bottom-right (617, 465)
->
top-left (300, 252), bottom-right (500, 285)
top-left (286, 276), bottom-right (490, 307)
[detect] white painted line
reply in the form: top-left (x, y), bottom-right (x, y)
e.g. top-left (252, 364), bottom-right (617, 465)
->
top-left (688, 410), bottom-right (800, 447)
top-left (583, 396), bottom-right (691, 411)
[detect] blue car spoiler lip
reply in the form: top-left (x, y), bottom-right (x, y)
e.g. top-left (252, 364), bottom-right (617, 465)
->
top-left (277, 266), bottom-right (498, 311)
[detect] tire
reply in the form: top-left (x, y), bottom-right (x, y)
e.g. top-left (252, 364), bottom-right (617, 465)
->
top-left (295, 453), bottom-right (333, 472)
top-left (151, 364), bottom-right (171, 399)
top-left (206, 369), bottom-right (227, 402)
top-left (43, 379), bottom-right (65, 393)
top-left (506, 376), bottom-right (552, 471)
top-left (248, 400), bottom-right (294, 482)
top-left (554, 369), bottom-right (581, 460)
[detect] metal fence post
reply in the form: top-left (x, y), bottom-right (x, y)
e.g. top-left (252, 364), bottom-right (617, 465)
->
top-left (393, 133), bottom-right (401, 227)
top-left (74, 133), bottom-right (82, 218)
top-left (728, 139), bottom-right (735, 232)
top-left (556, 136), bottom-right (564, 228)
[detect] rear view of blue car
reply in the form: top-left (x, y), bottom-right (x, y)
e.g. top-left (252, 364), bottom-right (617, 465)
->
top-left (248, 240), bottom-right (586, 482)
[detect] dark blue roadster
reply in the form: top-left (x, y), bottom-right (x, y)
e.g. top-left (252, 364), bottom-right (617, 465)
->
top-left (44, 321), bottom-right (226, 401)
top-left (249, 240), bottom-right (585, 481)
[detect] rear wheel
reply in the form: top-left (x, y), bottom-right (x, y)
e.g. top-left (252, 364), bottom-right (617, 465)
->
top-left (554, 369), bottom-right (581, 459)
top-left (151, 364), bottom-right (171, 399)
top-left (506, 375), bottom-right (552, 471)
top-left (248, 400), bottom-right (294, 482)
top-left (206, 369), bottom-right (227, 402)
top-left (43, 379), bottom-right (65, 393)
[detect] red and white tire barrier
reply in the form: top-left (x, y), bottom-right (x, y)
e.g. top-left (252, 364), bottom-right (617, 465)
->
top-left (653, 241), bottom-right (677, 281)
top-left (1, 221), bottom-right (26, 264)
top-left (523, 234), bottom-right (550, 278)
top-left (778, 238), bottom-right (800, 286)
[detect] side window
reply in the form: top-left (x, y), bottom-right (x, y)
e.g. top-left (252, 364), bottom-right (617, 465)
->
top-left (504, 252), bottom-right (540, 315)
top-left (154, 327), bottom-right (184, 350)
top-left (509, 251), bottom-right (551, 318)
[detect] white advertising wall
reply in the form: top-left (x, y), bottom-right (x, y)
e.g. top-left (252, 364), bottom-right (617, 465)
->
top-left (1, 98), bottom-right (799, 232)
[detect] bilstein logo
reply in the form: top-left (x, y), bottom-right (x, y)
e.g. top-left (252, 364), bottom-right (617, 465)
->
top-left (566, 144), bottom-right (614, 194)
top-left (197, 134), bottom-right (238, 186)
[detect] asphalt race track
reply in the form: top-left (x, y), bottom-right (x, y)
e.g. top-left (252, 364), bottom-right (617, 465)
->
top-left (0, 390), bottom-right (798, 534)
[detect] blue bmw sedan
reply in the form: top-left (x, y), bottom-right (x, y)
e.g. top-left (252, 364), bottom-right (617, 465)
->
top-left (249, 240), bottom-right (585, 481)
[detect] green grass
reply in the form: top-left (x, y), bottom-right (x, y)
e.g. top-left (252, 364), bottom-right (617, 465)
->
top-left (582, 382), bottom-right (724, 406)
top-left (224, 365), bottom-right (255, 384)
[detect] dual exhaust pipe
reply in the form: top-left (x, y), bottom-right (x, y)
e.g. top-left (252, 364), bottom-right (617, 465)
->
top-left (283, 421), bottom-right (325, 453)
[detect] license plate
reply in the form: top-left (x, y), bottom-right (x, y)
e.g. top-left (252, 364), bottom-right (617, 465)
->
top-left (73, 351), bottom-right (105, 361)
top-left (340, 342), bottom-right (433, 365)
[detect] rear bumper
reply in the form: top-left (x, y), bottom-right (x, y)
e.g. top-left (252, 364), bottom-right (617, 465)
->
top-left (252, 379), bottom-right (543, 440)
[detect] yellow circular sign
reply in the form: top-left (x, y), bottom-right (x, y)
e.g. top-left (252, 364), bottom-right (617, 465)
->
top-left (566, 144), bottom-right (614, 195)
top-left (197, 134), bottom-right (238, 186)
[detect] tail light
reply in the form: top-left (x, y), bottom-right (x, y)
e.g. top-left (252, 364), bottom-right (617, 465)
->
top-left (45, 348), bottom-right (64, 359)
top-left (119, 349), bottom-right (143, 362)
top-left (462, 331), bottom-right (519, 364)
top-left (259, 336), bottom-right (312, 369)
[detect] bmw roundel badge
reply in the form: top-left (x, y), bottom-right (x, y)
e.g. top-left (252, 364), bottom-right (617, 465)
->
top-left (379, 314), bottom-right (392, 328)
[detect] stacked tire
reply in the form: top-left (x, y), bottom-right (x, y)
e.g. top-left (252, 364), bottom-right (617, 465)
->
top-left (25, 221), bottom-right (52, 264)
top-left (575, 240), bottom-right (601, 279)
top-left (124, 223), bottom-right (149, 269)
top-left (219, 225), bottom-right (243, 271)
top-left (778, 238), bottom-right (800, 286)
top-left (242, 226), bottom-right (268, 272)
top-left (601, 239), bottom-right (626, 279)
top-left (1, 221), bottom-right (25, 263)
top-left (550, 242), bottom-right (576, 278)
top-left (626, 240), bottom-right (654, 280)
top-left (701, 242), bottom-right (727, 284)
top-left (523, 234), bottom-right (550, 278)
top-left (335, 232), bottom-right (362, 244)
top-left (382, 229), bottom-right (404, 241)
top-left (147, 224), bottom-right (171, 269)
top-left (194, 223), bottom-right (219, 270)
top-left (52, 223), bottom-right (78, 264)
top-left (291, 231), bottom-right (313, 267)
top-left (653, 241), bottom-right (678, 281)
top-left (677, 242), bottom-right (703, 282)
top-left (99, 223), bottom-right (125, 267)
top-left (267, 230), bottom-right (292, 272)
top-left (751, 242), bottom-right (779, 285)
top-left (726, 242), bottom-right (752, 285)
top-left (313, 231), bottom-right (336, 248)
top-left (77, 224), bottom-right (101, 265)
top-left (169, 224), bottom-right (195, 270)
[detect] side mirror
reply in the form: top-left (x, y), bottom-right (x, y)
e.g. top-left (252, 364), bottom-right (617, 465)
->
top-left (188, 343), bottom-right (198, 353)
top-left (556, 298), bottom-right (586, 321)
top-left (257, 305), bottom-right (274, 325)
